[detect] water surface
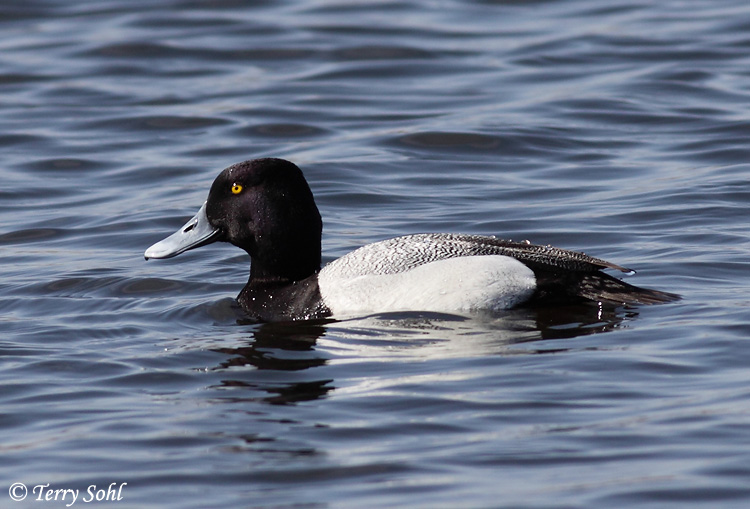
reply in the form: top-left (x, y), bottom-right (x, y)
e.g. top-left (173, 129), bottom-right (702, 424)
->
top-left (2, 1), bottom-right (750, 507)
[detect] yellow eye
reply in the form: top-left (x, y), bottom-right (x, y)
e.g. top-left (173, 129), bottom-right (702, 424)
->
top-left (231, 184), bottom-right (243, 195)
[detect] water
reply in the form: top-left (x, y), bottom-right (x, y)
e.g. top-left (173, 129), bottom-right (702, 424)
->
top-left (2, 0), bottom-right (750, 507)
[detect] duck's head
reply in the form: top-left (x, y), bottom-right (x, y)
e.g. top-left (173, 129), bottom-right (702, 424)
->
top-left (145, 158), bottom-right (322, 281)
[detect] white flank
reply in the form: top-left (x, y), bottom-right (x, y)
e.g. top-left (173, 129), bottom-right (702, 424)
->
top-left (318, 254), bottom-right (536, 317)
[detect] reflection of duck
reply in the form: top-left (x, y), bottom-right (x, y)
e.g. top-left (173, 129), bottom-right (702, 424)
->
top-left (211, 320), bottom-right (333, 405)
top-left (328, 304), bottom-right (632, 353)
top-left (216, 320), bottom-right (329, 371)
top-left (145, 158), bottom-right (679, 322)
top-left (206, 305), bottom-right (630, 386)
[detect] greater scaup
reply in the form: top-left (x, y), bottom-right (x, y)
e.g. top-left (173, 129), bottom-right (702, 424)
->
top-left (144, 158), bottom-right (679, 321)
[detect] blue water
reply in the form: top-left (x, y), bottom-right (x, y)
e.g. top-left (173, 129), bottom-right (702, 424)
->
top-left (2, 1), bottom-right (750, 507)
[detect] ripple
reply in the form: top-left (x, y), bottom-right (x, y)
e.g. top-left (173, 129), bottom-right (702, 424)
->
top-left (118, 278), bottom-right (187, 295)
top-left (237, 123), bottom-right (330, 138)
top-left (0, 228), bottom-right (64, 244)
top-left (0, 133), bottom-right (49, 146)
top-left (331, 45), bottom-right (438, 61)
top-left (20, 157), bottom-right (113, 174)
top-left (1, 0), bottom-right (749, 508)
top-left (388, 131), bottom-right (522, 153)
top-left (82, 115), bottom-right (231, 132)
top-left (82, 41), bottom-right (187, 59)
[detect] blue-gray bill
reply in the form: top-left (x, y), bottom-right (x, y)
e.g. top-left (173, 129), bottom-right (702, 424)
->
top-left (144, 202), bottom-right (221, 260)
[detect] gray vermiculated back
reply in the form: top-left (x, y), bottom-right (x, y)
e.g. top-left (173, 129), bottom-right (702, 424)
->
top-left (325, 234), bottom-right (630, 278)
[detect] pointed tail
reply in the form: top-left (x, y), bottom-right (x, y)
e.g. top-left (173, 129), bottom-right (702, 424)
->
top-left (576, 272), bottom-right (680, 306)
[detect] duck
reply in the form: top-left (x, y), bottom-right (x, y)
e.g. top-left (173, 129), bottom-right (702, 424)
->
top-left (144, 158), bottom-right (679, 322)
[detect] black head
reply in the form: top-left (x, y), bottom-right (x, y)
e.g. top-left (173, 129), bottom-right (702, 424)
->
top-left (205, 158), bottom-right (322, 281)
